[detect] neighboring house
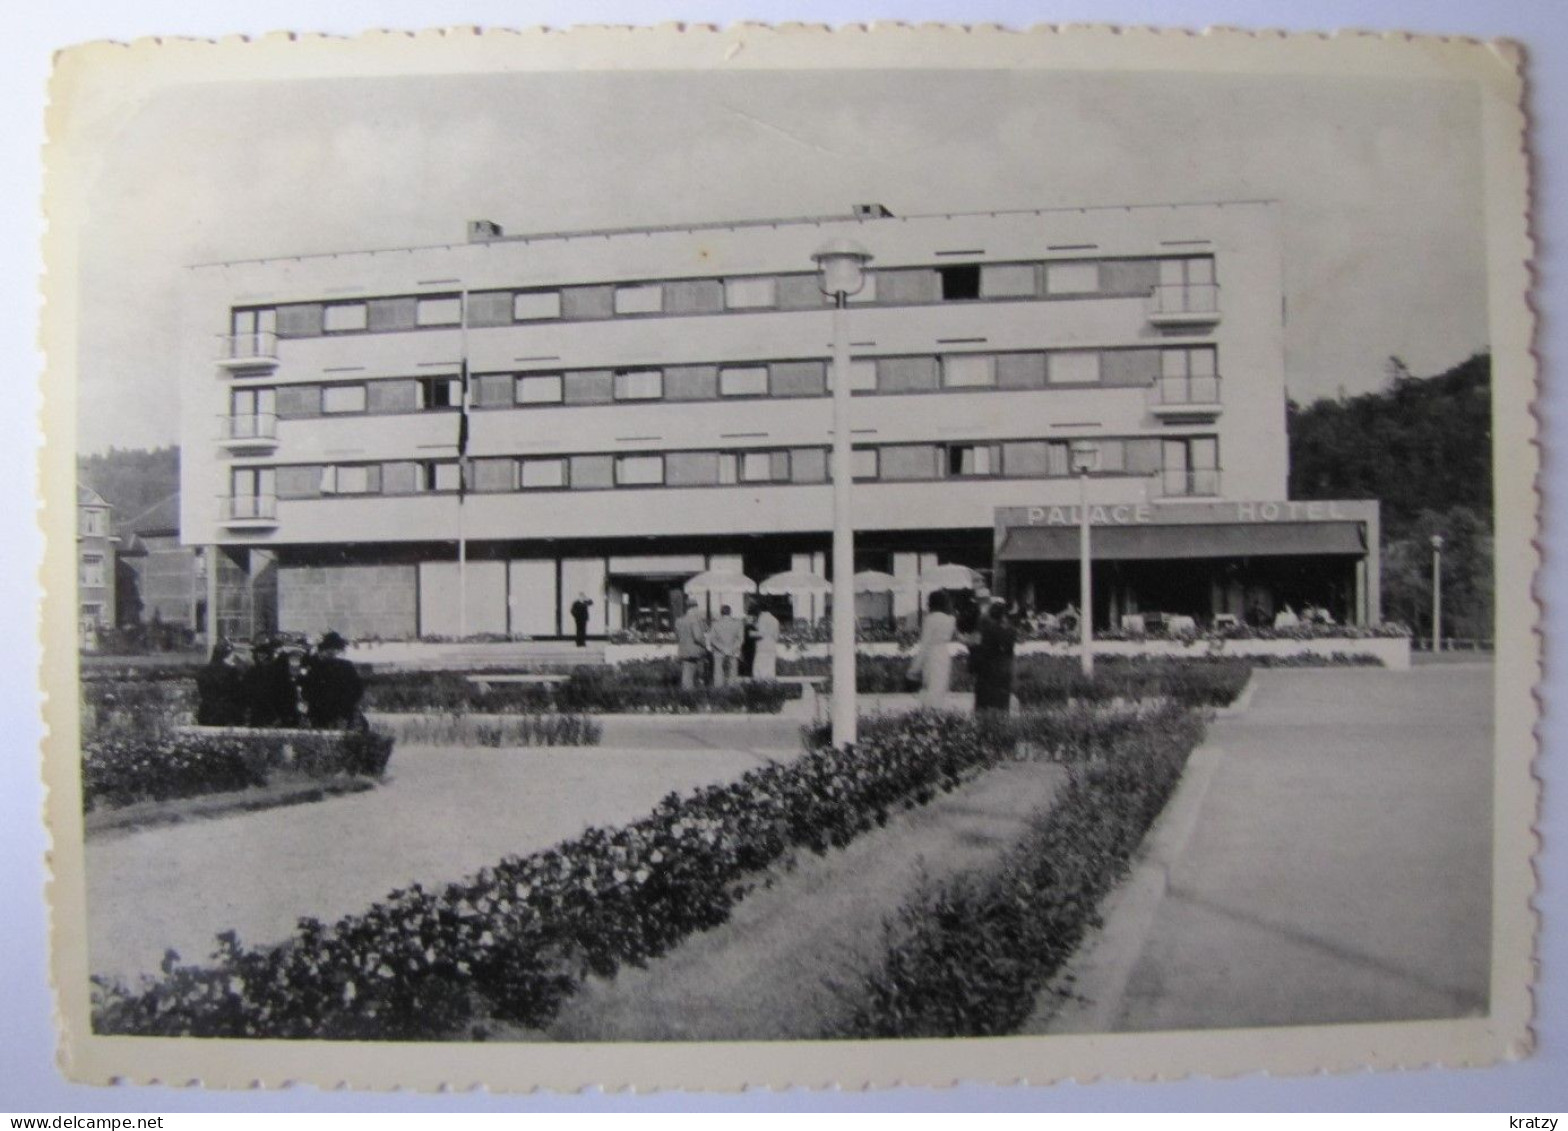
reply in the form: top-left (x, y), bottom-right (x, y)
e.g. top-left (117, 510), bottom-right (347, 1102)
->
top-left (77, 485), bottom-right (117, 646)
top-left (115, 492), bottom-right (205, 632)
top-left (179, 201), bottom-right (1378, 642)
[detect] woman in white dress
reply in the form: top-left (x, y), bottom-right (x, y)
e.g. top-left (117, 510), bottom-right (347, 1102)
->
top-left (909, 591), bottom-right (958, 708)
top-left (751, 604), bottom-right (780, 680)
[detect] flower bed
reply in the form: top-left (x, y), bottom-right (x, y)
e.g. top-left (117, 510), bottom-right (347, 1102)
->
top-left (362, 664), bottom-right (797, 715)
top-left (780, 654), bottom-right (1252, 707)
top-left (82, 729), bottom-right (395, 813)
top-left (830, 707), bottom-right (1207, 1038)
top-left (89, 704), bottom-right (1183, 1039)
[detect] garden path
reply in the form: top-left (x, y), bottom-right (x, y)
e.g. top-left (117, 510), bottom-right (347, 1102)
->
top-left (542, 754), bottom-right (1068, 1042)
top-left (86, 739), bottom-right (793, 985)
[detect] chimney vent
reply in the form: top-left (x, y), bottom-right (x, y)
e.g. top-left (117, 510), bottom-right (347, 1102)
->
top-left (852, 203), bottom-right (893, 219)
top-left (467, 219), bottom-right (504, 243)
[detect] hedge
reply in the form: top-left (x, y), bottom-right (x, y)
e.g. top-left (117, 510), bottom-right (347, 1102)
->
top-left (829, 706), bottom-right (1206, 1038)
top-left (363, 664), bottom-right (797, 715)
top-left (782, 654), bottom-right (1252, 707)
top-left (82, 729), bottom-right (396, 813)
top-left (91, 705), bottom-right (1150, 1039)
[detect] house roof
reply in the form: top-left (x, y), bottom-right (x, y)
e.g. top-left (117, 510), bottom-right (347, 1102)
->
top-left (77, 484), bottom-right (109, 509)
top-left (119, 492), bottom-right (181, 538)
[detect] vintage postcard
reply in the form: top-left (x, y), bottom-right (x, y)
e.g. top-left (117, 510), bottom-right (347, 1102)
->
top-left (41, 24), bottom-right (1536, 1092)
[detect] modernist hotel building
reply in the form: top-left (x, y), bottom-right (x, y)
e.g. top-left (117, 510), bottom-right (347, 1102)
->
top-left (179, 200), bottom-right (1380, 643)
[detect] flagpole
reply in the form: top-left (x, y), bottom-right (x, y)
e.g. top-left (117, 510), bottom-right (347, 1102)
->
top-left (458, 286), bottom-right (469, 640)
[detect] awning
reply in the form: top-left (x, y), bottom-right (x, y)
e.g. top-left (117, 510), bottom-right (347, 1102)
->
top-left (997, 521), bottom-right (1367, 563)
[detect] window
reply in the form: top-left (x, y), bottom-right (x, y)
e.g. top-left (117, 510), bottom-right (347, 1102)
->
top-left (1049, 351), bottom-right (1101, 385)
top-left (725, 276), bottom-right (777, 309)
top-left (720, 366), bottom-right (769, 397)
top-left (946, 444), bottom-right (998, 477)
top-left (513, 291), bottom-right (562, 321)
top-left (616, 455), bottom-right (664, 486)
top-left (230, 467), bottom-right (276, 510)
top-left (419, 377), bottom-right (460, 409)
top-left (517, 374), bottom-right (564, 404)
top-left (231, 387), bottom-right (276, 416)
top-left (415, 296), bottom-right (463, 326)
top-left (741, 451), bottom-right (790, 483)
top-left (1045, 262), bottom-right (1101, 295)
top-left (613, 284), bottom-right (664, 315)
top-left (614, 369), bottom-right (663, 401)
top-left (718, 453), bottom-right (739, 485)
top-left (473, 373), bottom-right (514, 408)
top-left (322, 384), bottom-right (368, 414)
top-left (520, 458), bottom-right (567, 489)
top-left (79, 509), bottom-right (105, 536)
top-left (322, 302), bottom-right (369, 333)
top-left (827, 360), bottom-right (879, 393)
top-left (321, 465), bottom-right (373, 495)
top-left (850, 448), bottom-right (879, 480)
top-left (422, 462), bottom-right (462, 492)
top-left (1159, 347), bottom-right (1220, 403)
top-left (1162, 437), bottom-right (1220, 496)
top-left (569, 455), bottom-right (614, 490)
top-left (943, 354), bottom-right (995, 388)
top-left (1156, 257), bottom-right (1218, 313)
top-left (232, 308), bottom-right (278, 335)
top-left (790, 448), bottom-right (828, 483)
top-left (665, 451), bottom-right (722, 487)
top-left (980, 264), bottom-right (1037, 298)
top-left (938, 265), bottom-right (981, 301)
top-left (471, 458), bottom-right (517, 493)
top-left (80, 554), bottom-right (105, 588)
top-left (880, 445), bottom-right (940, 481)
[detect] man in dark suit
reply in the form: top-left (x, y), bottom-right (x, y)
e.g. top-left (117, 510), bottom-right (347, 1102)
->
top-left (301, 631), bottom-right (364, 730)
top-left (570, 593), bottom-right (594, 648)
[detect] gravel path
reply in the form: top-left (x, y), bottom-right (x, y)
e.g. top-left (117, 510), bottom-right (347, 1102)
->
top-left (86, 742), bottom-right (783, 984)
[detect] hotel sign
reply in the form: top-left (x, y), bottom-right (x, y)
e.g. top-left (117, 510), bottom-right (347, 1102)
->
top-left (997, 499), bottom-right (1377, 529)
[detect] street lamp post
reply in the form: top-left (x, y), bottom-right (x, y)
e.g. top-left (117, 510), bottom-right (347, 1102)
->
top-left (814, 238), bottom-right (874, 750)
top-left (1071, 441), bottom-right (1100, 679)
top-left (1431, 533), bottom-right (1444, 653)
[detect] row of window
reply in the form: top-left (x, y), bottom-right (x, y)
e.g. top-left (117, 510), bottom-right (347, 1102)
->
top-left (228, 255), bottom-right (1216, 338)
top-left (228, 436), bottom-right (1220, 500)
top-left (232, 346), bottom-right (1221, 420)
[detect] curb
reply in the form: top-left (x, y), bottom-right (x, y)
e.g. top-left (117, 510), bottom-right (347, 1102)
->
top-left (1213, 670), bottom-right (1259, 718)
top-left (1029, 739), bottom-right (1228, 1035)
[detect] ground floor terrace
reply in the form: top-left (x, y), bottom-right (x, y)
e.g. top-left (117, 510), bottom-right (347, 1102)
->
top-left (206, 497), bottom-right (1378, 642)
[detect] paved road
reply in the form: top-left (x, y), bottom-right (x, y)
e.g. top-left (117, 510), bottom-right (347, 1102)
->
top-left (86, 739), bottom-right (786, 985)
top-left (1108, 663), bottom-right (1494, 1030)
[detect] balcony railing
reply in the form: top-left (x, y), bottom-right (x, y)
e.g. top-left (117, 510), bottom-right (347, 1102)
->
top-left (1149, 374), bottom-right (1222, 419)
top-left (218, 413), bottom-right (279, 447)
top-left (218, 494), bottom-right (279, 524)
top-left (1158, 469), bottom-right (1221, 498)
top-left (216, 331), bottom-right (280, 369)
top-left (1147, 284), bottom-right (1221, 326)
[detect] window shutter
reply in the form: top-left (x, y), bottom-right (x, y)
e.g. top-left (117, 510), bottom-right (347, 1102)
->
top-left (368, 380), bottom-right (420, 413)
top-left (275, 384), bottom-right (322, 419)
top-left (665, 451), bottom-right (721, 486)
top-left (367, 297), bottom-right (417, 332)
top-left (877, 356), bottom-right (939, 393)
top-left (569, 455), bottom-right (614, 489)
top-left (770, 360), bottom-right (827, 397)
top-left (664, 279), bottom-right (725, 314)
top-left (275, 303), bottom-right (324, 339)
top-left (1101, 349), bottom-right (1161, 387)
top-left (564, 370), bottom-right (614, 405)
top-left (665, 366), bottom-right (719, 401)
top-left (275, 465), bottom-right (323, 499)
top-left (466, 291), bottom-right (515, 327)
top-left (880, 445), bottom-right (939, 481)
top-left (474, 373), bottom-right (514, 407)
top-left (876, 268), bottom-right (941, 304)
top-left (1099, 260), bottom-right (1160, 295)
top-left (776, 275), bottom-right (826, 309)
top-left (561, 285), bottom-right (615, 320)
top-left (382, 462), bottom-right (420, 495)
top-left (790, 448), bottom-right (828, 483)
top-left (996, 353), bottom-right (1047, 390)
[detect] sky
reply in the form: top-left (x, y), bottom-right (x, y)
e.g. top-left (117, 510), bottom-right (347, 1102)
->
top-left (75, 65), bottom-right (1488, 453)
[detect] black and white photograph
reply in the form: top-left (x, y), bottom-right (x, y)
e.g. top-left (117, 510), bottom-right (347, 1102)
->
top-left (36, 21), bottom-right (1539, 1096)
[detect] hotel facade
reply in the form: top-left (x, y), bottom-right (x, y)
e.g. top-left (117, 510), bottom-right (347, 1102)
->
top-left (178, 201), bottom-right (1379, 643)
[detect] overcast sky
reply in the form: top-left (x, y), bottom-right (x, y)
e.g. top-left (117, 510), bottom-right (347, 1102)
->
top-left (75, 66), bottom-right (1488, 453)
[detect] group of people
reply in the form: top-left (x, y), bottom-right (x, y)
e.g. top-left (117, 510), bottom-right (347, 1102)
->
top-left (674, 598), bottom-right (781, 689)
top-left (907, 590), bottom-right (1020, 714)
top-left (195, 630), bottom-right (365, 730)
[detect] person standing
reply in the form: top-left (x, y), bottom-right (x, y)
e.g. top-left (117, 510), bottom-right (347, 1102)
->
top-left (674, 597), bottom-right (708, 691)
top-left (195, 639), bottom-right (247, 726)
top-left (970, 601), bottom-right (1018, 715)
top-left (908, 591), bottom-right (958, 709)
top-left (244, 636), bottom-right (300, 728)
top-left (708, 604), bottom-right (745, 688)
top-left (570, 592), bottom-right (594, 648)
top-left (301, 630), bottom-right (364, 729)
top-left (751, 602), bottom-right (780, 681)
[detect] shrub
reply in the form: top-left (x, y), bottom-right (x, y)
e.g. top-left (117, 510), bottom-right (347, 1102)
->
top-left (362, 666), bottom-right (796, 715)
top-left (82, 729), bottom-right (395, 813)
top-left (388, 714), bottom-right (603, 748)
top-left (91, 705), bottom-right (1161, 1039)
top-left (830, 707), bottom-right (1206, 1038)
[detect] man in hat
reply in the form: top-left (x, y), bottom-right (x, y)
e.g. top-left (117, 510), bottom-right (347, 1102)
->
top-left (245, 635), bottom-right (301, 728)
top-left (570, 591), bottom-right (594, 648)
top-left (707, 604), bottom-right (745, 688)
top-left (301, 630), bottom-right (364, 730)
top-left (673, 597), bottom-right (708, 691)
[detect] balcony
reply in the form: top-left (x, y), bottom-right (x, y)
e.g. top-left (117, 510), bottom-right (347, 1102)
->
top-left (217, 413), bottom-right (279, 452)
top-left (218, 494), bottom-right (279, 528)
top-left (1149, 374), bottom-right (1222, 421)
top-left (1155, 469), bottom-right (1221, 499)
top-left (216, 331), bottom-right (280, 370)
top-left (1147, 284), bottom-right (1221, 329)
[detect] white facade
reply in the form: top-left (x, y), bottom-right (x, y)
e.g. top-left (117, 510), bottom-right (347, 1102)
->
top-left (177, 201), bottom-right (1348, 641)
